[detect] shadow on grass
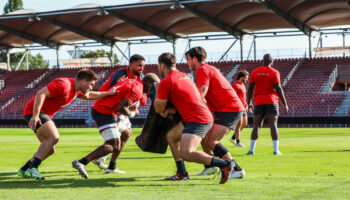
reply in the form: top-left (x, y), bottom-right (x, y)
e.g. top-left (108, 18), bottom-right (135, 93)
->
top-left (299, 149), bottom-right (350, 153)
top-left (119, 156), bottom-right (172, 160)
top-left (0, 175), bottom-right (214, 189)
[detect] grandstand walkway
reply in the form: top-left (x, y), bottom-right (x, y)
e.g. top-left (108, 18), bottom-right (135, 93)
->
top-left (225, 62), bottom-right (241, 82)
top-left (282, 58), bottom-right (304, 87)
top-left (334, 92), bottom-right (350, 116)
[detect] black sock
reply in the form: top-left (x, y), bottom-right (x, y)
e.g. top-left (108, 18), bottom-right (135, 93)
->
top-left (231, 135), bottom-right (235, 140)
top-left (232, 159), bottom-right (242, 171)
top-left (31, 157), bottom-right (42, 169)
top-left (108, 161), bottom-right (116, 170)
top-left (236, 139), bottom-right (240, 144)
top-left (210, 157), bottom-right (228, 168)
top-left (176, 160), bottom-right (187, 176)
top-left (20, 160), bottom-right (33, 171)
top-left (79, 157), bottom-right (89, 165)
top-left (204, 165), bottom-right (211, 169)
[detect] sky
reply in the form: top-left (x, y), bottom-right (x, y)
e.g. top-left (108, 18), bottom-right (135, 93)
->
top-left (0, 0), bottom-right (349, 66)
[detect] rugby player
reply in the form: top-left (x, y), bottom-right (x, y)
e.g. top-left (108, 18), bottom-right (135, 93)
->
top-left (246, 54), bottom-right (288, 155)
top-left (72, 73), bottom-right (158, 179)
top-left (229, 70), bottom-right (249, 148)
top-left (186, 47), bottom-right (245, 179)
top-left (18, 69), bottom-right (117, 180)
top-left (155, 52), bottom-right (234, 184)
top-left (92, 54), bottom-right (146, 174)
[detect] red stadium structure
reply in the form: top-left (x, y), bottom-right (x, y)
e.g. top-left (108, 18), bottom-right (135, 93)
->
top-left (0, 0), bottom-right (350, 127)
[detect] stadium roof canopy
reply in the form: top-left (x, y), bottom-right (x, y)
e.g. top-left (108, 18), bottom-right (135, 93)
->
top-left (0, 0), bottom-right (350, 49)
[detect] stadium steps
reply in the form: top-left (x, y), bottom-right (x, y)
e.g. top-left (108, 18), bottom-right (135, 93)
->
top-left (333, 92), bottom-right (350, 116)
top-left (225, 62), bottom-right (240, 82)
top-left (282, 58), bottom-right (304, 87)
top-left (0, 69), bottom-right (50, 111)
top-left (321, 65), bottom-right (338, 93)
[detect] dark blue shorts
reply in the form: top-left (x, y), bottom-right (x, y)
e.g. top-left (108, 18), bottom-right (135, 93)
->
top-left (91, 108), bottom-right (117, 128)
top-left (254, 104), bottom-right (279, 116)
top-left (182, 122), bottom-right (213, 138)
top-left (214, 112), bottom-right (243, 130)
top-left (24, 113), bottom-right (51, 133)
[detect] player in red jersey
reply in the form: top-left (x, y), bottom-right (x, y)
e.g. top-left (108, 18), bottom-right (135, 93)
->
top-left (186, 47), bottom-right (245, 179)
top-left (92, 54), bottom-right (146, 173)
top-left (72, 73), bottom-right (158, 179)
top-left (154, 52), bottom-right (234, 184)
top-left (18, 69), bottom-right (118, 180)
top-left (229, 70), bottom-right (249, 148)
top-left (246, 54), bottom-right (288, 155)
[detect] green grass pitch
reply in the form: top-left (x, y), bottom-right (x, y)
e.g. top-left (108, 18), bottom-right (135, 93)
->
top-left (0, 127), bottom-right (349, 200)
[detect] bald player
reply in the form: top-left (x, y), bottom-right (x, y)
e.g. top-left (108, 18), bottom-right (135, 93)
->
top-left (246, 54), bottom-right (288, 155)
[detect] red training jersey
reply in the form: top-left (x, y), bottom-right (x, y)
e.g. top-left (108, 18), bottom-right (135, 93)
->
top-left (196, 63), bottom-right (244, 113)
top-left (157, 70), bottom-right (213, 123)
top-left (249, 66), bottom-right (280, 105)
top-left (99, 67), bottom-right (143, 92)
top-left (24, 78), bottom-right (83, 118)
top-left (92, 79), bottom-right (143, 115)
top-left (232, 81), bottom-right (247, 108)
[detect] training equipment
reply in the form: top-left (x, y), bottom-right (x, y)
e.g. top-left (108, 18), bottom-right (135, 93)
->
top-left (136, 100), bottom-right (181, 154)
top-left (230, 169), bottom-right (246, 179)
top-left (72, 160), bottom-right (88, 179)
top-left (196, 167), bottom-right (220, 176)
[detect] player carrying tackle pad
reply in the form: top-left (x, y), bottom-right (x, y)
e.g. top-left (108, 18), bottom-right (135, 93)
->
top-left (154, 52), bottom-right (234, 184)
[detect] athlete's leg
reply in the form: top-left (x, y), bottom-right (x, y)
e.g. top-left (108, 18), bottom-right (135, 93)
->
top-left (180, 133), bottom-right (233, 184)
top-left (110, 128), bottom-right (131, 162)
top-left (84, 137), bottom-right (121, 163)
top-left (247, 114), bottom-right (264, 154)
top-left (267, 114), bottom-right (281, 154)
top-left (241, 114), bottom-right (248, 131)
top-left (234, 118), bottom-right (242, 141)
top-left (167, 122), bottom-right (184, 162)
top-left (163, 122), bottom-right (189, 179)
top-left (32, 121), bottom-right (59, 161)
top-left (251, 114), bottom-right (264, 140)
top-left (205, 124), bottom-right (231, 161)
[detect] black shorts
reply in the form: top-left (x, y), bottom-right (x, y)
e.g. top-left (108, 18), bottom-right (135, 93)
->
top-left (24, 113), bottom-right (51, 133)
top-left (182, 122), bottom-right (213, 139)
top-left (91, 108), bottom-right (117, 128)
top-left (254, 104), bottom-right (279, 116)
top-left (214, 112), bottom-right (243, 130)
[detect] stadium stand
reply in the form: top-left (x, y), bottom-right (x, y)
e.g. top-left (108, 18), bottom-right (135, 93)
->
top-left (282, 57), bottom-right (350, 117)
top-left (1, 58), bottom-right (349, 122)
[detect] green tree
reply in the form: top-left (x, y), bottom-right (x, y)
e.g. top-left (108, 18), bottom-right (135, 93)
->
top-left (80, 49), bottom-right (119, 65)
top-left (3, 0), bottom-right (23, 14)
top-left (0, 51), bottom-right (49, 70)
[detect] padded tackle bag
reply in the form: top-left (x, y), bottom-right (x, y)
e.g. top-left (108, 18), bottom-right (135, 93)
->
top-left (135, 83), bottom-right (182, 154)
